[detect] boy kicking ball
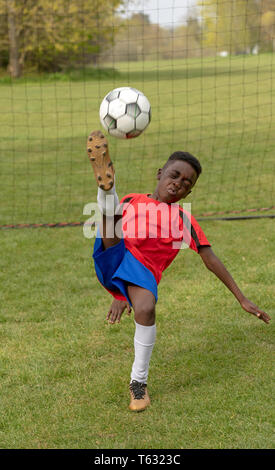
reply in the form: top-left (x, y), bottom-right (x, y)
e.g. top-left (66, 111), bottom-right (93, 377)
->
top-left (87, 130), bottom-right (270, 412)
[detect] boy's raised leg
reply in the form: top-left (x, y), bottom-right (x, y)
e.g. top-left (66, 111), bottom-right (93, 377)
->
top-left (87, 133), bottom-right (156, 412)
top-left (87, 130), bottom-right (122, 249)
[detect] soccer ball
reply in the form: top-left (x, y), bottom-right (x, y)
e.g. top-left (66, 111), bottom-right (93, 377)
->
top-left (99, 87), bottom-right (151, 139)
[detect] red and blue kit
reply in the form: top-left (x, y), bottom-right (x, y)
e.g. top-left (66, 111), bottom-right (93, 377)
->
top-left (93, 193), bottom-right (211, 304)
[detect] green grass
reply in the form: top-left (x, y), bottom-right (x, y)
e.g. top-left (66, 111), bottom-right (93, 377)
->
top-left (0, 55), bottom-right (275, 226)
top-left (0, 219), bottom-right (274, 449)
top-left (0, 55), bottom-right (274, 449)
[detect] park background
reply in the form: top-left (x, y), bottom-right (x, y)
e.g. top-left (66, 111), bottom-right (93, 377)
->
top-left (0, 0), bottom-right (274, 449)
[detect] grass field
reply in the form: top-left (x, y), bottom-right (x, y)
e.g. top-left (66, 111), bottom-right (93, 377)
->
top-left (0, 220), bottom-right (274, 449)
top-left (0, 55), bottom-right (274, 449)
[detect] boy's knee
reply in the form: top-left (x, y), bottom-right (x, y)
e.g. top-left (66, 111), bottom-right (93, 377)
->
top-left (134, 302), bottom-right (155, 326)
top-left (127, 285), bottom-right (156, 326)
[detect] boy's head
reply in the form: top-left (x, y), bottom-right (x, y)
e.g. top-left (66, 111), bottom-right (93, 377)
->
top-left (164, 151), bottom-right (202, 178)
top-left (153, 151), bottom-right (202, 203)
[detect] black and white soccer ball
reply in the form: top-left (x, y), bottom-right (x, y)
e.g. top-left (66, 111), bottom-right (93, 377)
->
top-left (99, 87), bottom-right (151, 139)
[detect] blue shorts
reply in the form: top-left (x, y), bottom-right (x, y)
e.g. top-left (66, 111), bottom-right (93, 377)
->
top-left (92, 233), bottom-right (158, 306)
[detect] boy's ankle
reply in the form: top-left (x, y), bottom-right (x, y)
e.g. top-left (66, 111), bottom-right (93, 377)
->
top-left (97, 188), bottom-right (120, 216)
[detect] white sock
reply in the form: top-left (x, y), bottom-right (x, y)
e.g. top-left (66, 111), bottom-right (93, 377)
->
top-left (130, 321), bottom-right (156, 384)
top-left (97, 180), bottom-right (119, 215)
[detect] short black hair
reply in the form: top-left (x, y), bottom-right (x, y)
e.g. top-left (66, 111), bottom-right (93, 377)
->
top-left (164, 151), bottom-right (202, 177)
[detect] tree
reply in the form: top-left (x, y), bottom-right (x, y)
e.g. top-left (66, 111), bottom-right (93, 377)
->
top-left (6, 0), bottom-right (20, 77)
top-left (0, 0), bottom-right (126, 76)
top-left (0, 2), bottom-right (9, 69)
top-left (105, 12), bottom-right (169, 62)
top-left (259, 1), bottom-right (275, 51)
top-left (171, 14), bottom-right (202, 59)
top-left (199, 0), bottom-right (260, 55)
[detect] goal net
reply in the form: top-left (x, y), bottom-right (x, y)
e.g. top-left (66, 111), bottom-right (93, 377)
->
top-left (0, 0), bottom-right (274, 227)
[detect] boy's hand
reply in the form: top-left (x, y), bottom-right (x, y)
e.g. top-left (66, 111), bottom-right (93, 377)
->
top-left (199, 247), bottom-right (270, 325)
top-left (240, 297), bottom-right (270, 324)
top-left (106, 299), bottom-right (131, 324)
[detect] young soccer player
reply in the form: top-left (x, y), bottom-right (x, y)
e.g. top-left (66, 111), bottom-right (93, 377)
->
top-left (87, 130), bottom-right (270, 412)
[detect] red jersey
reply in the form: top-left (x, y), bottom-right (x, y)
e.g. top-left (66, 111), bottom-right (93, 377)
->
top-left (120, 193), bottom-right (211, 284)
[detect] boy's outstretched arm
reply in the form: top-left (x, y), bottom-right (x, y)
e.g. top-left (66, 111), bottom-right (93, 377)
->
top-left (199, 246), bottom-right (270, 324)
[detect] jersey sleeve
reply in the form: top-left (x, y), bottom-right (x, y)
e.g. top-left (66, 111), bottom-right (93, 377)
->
top-left (179, 209), bottom-right (211, 253)
top-left (190, 215), bottom-right (211, 252)
top-left (120, 193), bottom-right (135, 205)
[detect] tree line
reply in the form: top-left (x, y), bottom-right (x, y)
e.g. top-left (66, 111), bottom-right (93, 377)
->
top-left (1, 0), bottom-right (275, 78)
top-left (107, 1), bottom-right (275, 62)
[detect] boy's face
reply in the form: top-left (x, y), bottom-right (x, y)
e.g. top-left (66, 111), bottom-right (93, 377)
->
top-left (154, 160), bottom-right (198, 204)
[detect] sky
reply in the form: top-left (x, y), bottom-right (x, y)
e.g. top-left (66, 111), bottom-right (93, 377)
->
top-left (123, 0), bottom-right (197, 28)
